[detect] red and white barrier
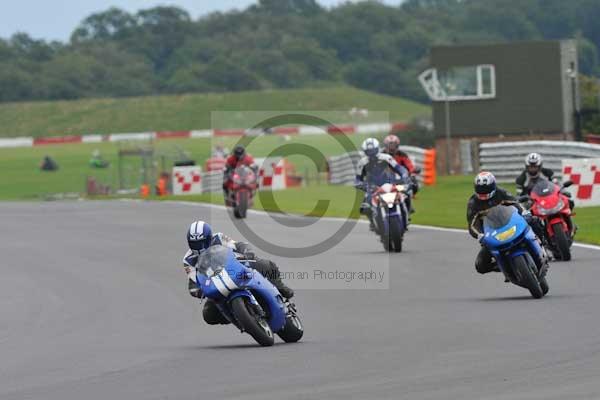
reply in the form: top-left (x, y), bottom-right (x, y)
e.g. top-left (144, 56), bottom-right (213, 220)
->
top-left (255, 157), bottom-right (286, 190)
top-left (0, 137), bottom-right (34, 148)
top-left (172, 166), bottom-right (203, 195)
top-left (0, 121), bottom-right (406, 149)
top-left (562, 158), bottom-right (600, 207)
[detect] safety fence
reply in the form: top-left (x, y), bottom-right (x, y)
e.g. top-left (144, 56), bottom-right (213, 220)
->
top-left (327, 146), bottom-right (437, 186)
top-left (0, 121), bottom-right (409, 149)
top-left (171, 157), bottom-right (302, 195)
top-left (479, 141), bottom-right (600, 182)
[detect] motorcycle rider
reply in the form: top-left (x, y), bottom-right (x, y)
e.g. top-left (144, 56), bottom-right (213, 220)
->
top-left (355, 138), bottom-right (411, 231)
top-left (382, 134), bottom-right (420, 209)
top-left (382, 134), bottom-right (415, 175)
top-left (183, 220), bottom-right (294, 325)
top-left (467, 172), bottom-right (547, 275)
top-left (515, 153), bottom-right (554, 195)
top-left (223, 145), bottom-right (256, 199)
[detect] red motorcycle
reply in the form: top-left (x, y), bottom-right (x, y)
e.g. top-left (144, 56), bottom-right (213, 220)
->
top-left (226, 165), bottom-right (258, 219)
top-left (527, 179), bottom-right (575, 261)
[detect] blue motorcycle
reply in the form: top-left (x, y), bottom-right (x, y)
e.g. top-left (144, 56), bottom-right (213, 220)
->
top-left (474, 205), bottom-right (549, 298)
top-left (196, 245), bottom-right (303, 346)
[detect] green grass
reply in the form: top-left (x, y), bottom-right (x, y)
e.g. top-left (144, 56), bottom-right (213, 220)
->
top-left (0, 133), bottom-right (377, 200)
top-left (0, 86), bottom-right (428, 137)
top-left (157, 176), bottom-right (600, 245)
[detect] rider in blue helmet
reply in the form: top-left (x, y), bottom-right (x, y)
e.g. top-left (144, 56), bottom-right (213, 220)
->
top-left (355, 138), bottom-right (411, 231)
top-left (183, 221), bottom-right (294, 325)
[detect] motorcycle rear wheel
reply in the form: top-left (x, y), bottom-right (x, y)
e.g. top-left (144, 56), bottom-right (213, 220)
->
top-left (277, 315), bottom-right (304, 343)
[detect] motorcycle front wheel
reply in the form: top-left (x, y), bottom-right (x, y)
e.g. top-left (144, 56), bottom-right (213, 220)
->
top-left (552, 223), bottom-right (571, 261)
top-left (231, 297), bottom-right (274, 346)
top-left (512, 255), bottom-right (544, 299)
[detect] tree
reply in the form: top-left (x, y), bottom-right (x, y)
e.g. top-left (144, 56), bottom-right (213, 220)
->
top-left (70, 8), bottom-right (137, 43)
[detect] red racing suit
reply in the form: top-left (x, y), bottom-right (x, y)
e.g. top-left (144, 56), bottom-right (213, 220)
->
top-left (223, 154), bottom-right (255, 190)
top-left (390, 150), bottom-right (415, 175)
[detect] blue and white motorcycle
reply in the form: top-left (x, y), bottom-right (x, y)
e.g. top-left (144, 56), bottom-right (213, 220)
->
top-left (370, 182), bottom-right (411, 252)
top-left (473, 205), bottom-right (550, 299)
top-left (196, 245), bottom-right (303, 346)
top-left (358, 167), bottom-right (412, 252)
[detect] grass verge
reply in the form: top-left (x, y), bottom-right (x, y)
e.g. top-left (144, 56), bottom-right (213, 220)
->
top-left (0, 86), bottom-right (428, 137)
top-left (155, 176), bottom-right (600, 245)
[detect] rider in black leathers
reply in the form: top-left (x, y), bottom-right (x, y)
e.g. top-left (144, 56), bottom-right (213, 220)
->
top-left (467, 172), bottom-right (546, 274)
top-left (515, 152), bottom-right (554, 196)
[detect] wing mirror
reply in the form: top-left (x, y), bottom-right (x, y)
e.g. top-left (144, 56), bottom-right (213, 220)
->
top-left (562, 180), bottom-right (573, 188)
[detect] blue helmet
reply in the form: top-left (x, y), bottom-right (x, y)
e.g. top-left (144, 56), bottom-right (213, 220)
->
top-left (187, 221), bottom-right (212, 251)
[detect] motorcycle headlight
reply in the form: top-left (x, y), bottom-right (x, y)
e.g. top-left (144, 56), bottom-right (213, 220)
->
top-left (232, 174), bottom-right (242, 185)
top-left (538, 200), bottom-right (564, 216)
top-left (494, 225), bottom-right (517, 241)
top-left (380, 193), bottom-right (397, 207)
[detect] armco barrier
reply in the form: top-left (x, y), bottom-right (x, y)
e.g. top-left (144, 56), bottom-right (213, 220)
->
top-left (479, 141), bottom-right (600, 182)
top-left (327, 146), bottom-right (437, 186)
top-left (0, 121), bottom-right (405, 149)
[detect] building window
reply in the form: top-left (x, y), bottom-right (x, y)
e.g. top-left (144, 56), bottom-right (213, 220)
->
top-left (419, 64), bottom-right (496, 101)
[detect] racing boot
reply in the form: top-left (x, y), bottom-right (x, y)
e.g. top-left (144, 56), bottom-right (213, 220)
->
top-left (188, 279), bottom-right (202, 298)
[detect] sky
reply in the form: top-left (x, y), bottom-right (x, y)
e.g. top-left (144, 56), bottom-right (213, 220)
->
top-left (0, 0), bottom-right (404, 42)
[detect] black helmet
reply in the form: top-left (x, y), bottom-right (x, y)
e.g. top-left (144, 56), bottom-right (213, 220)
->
top-left (187, 221), bottom-right (212, 251)
top-left (233, 145), bottom-right (245, 159)
top-left (474, 171), bottom-right (497, 200)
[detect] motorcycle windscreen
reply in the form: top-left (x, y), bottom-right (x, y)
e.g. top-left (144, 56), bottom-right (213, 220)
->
top-left (234, 166), bottom-right (255, 182)
top-left (531, 179), bottom-right (555, 197)
top-left (197, 245), bottom-right (230, 277)
top-left (483, 205), bottom-right (515, 231)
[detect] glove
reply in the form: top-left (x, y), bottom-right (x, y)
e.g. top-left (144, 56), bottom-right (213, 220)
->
top-left (477, 233), bottom-right (485, 243)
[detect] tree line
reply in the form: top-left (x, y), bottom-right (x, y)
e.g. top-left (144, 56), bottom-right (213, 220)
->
top-left (1, 0), bottom-right (600, 105)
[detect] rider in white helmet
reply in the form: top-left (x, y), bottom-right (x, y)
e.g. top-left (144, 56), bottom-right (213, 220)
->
top-left (515, 153), bottom-right (554, 195)
top-left (355, 138), bottom-right (410, 230)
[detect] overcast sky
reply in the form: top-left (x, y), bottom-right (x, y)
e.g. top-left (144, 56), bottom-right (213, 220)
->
top-left (0, 0), bottom-right (404, 42)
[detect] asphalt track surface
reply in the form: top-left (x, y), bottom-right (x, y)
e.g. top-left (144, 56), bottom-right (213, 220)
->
top-left (1, 200), bottom-right (600, 400)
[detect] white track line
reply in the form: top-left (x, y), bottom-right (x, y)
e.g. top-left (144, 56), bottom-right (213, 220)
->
top-left (125, 199), bottom-right (600, 252)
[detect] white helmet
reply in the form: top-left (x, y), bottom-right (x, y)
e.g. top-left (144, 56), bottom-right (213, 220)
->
top-left (525, 152), bottom-right (543, 177)
top-left (525, 152), bottom-right (542, 167)
top-left (361, 138), bottom-right (380, 158)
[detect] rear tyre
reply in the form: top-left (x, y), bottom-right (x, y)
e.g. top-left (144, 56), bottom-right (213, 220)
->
top-left (512, 255), bottom-right (544, 299)
top-left (539, 276), bottom-right (549, 295)
top-left (552, 223), bottom-right (571, 261)
top-left (231, 297), bottom-right (274, 346)
top-left (277, 315), bottom-right (304, 343)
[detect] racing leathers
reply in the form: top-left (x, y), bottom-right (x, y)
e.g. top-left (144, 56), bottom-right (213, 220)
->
top-left (383, 148), bottom-right (420, 198)
top-left (222, 154), bottom-right (256, 197)
top-left (355, 153), bottom-right (412, 229)
top-left (515, 167), bottom-right (554, 195)
top-left (183, 233), bottom-right (293, 325)
top-left (467, 188), bottom-right (546, 274)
